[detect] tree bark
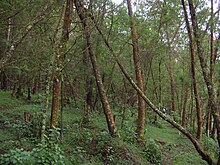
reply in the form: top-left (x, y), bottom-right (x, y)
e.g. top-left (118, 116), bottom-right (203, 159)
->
top-left (51, 78), bottom-right (61, 127)
top-left (126, 0), bottom-right (146, 143)
top-left (165, 46), bottom-right (177, 113)
top-left (187, 1), bottom-right (220, 161)
top-left (182, 86), bottom-right (188, 128)
top-left (1, 72), bottom-right (8, 90)
top-left (181, 0), bottom-right (202, 140)
top-left (83, 45), bottom-right (93, 123)
top-left (51, 0), bottom-right (73, 128)
top-left (206, 110), bottom-right (211, 136)
top-left (74, 0), bottom-right (117, 137)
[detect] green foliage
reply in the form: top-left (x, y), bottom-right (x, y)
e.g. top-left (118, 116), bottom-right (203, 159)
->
top-left (0, 148), bottom-right (33, 165)
top-left (174, 153), bottom-right (207, 165)
top-left (170, 111), bottom-right (181, 123)
top-left (120, 120), bottom-right (136, 144)
top-left (4, 112), bottom-right (44, 140)
top-left (0, 91), bottom-right (23, 106)
top-left (70, 146), bottom-right (87, 163)
top-left (0, 131), bottom-right (64, 165)
top-left (143, 139), bottom-right (162, 165)
top-left (201, 136), bottom-right (219, 161)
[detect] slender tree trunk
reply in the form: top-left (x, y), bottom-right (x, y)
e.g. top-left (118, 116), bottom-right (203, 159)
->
top-left (74, 0), bottom-right (117, 137)
top-left (60, 76), bottom-right (64, 143)
top-left (182, 86), bottom-right (188, 128)
top-left (126, 0), bottom-right (146, 143)
top-left (158, 59), bottom-right (162, 108)
top-left (51, 78), bottom-right (61, 127)
top-left (83, 46), bottom-right (93, 123)
top-left (27, 87), bottom-right (31, 101)
top-left (164, 24), bottom-right (178, 113)
top-left (210, 0), bottom-right (214, 81)
top-left (181, 0), bottom-right (202, 139)
top-left (90, 13), bottom-right (214, 165)
top-left (167, 49), bottom-right (177, 113)
top-left (1, 72), bottom-right (8, 90)
top-left (51, 0), bottom-right (73, 128)
top-left (206, 110), bottom-right (211, 136)
top-left (187, 0), bottom-right (220, 162)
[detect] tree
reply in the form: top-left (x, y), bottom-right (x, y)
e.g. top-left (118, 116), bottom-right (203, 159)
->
top-left (187, 0), bottom-right (220, 163)
top-left (92, 23), bottom-right (214, 164)
top-left (50, 0), bottom-right (73, 128)
top-left (181, 0), bottom-right (202, 140)
top-left (0, 1), bottom-right (53, 71)
top-left (74, 0), bottom-right (117, 137)
top-left (126, 0), bottom-right (145, 143)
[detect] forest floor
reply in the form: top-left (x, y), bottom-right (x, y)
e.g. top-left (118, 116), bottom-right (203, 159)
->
top-left (0, 90), bottom-right (213, 165)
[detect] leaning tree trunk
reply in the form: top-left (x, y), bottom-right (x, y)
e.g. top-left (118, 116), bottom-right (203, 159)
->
top-left (51, 0), bottom-right (73, 127)
top-left (181, 0), bottom-right (202, 140)
top-left (89, 16), bottom-right (214, 164)
top-left (126, 0), bottom-right (146, 143)
top-left (187, 0), bottom-right (220, 163)
top-left (74, 0), bottom-right (117, 137)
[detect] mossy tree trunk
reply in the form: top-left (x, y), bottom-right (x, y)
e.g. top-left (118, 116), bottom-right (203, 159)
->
top-left (181, 0), bottom-right (202, 140)
top-left (126, 0), bottom-right (146, 143)
top-left (50, 0), bottom-right (73, 128)
top-left (187, 0), bottom-right (220, 163)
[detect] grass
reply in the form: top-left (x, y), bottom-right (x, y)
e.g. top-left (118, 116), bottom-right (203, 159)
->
top-left (0, 90), bottom-right (216, 164)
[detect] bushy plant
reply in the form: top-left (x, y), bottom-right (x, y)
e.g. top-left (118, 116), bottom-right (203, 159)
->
top-left (201, 136), bottom-right (219, 160)
top-left (5, 112), bottom-right (44, 140)
top-left (70, 146), bottom-right (87, 163)
top-left (120, 121), bottom-right (136, 144)
top-left (143, 139), bottom-right (162, 165)
top-left (0, 148), bottom-right (33, 165)
top-left (0, 130), bottom-right (65, 165)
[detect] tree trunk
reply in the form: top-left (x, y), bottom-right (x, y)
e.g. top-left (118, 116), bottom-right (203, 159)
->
top-left (90, 12), bottom-right (214, 165)
top-left (206, 110), bottom-right (211, 136)
top-left (83, 45), bottom-right (93, 123)
top-left (158, 59), bottom-right (162, 108)
top-left (50, 0), bottom-right (73, 128)
top-left (166, 49), bottom-right (177, 113)
top-left (51, 78), bottom-right (61, 127)
top-left (126, 0), bottom-right (146, 143)
top-left (188, 0), bottom-right (220, 160)
top-left (1, 72), bottom-right (8, 90)
top-left (27, 87), bottom-right (31, 101)
top-left (74, 0), bottom-right (117, 137)
top-left (181, 0), bottom-right (202, 139)
top-left (182, 86), bottom-right (188, 128)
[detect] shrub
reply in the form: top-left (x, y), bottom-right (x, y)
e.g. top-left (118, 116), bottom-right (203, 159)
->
top-left (201, 136), bottom-right (219, 160)
top-left (120, 121), bottom-right (136, 144)
top-left (143, 139), bottom-right (162, 165)
top-left (0, 130), bottom-right (65, 165)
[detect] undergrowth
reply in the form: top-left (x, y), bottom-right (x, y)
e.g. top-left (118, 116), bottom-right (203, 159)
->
top-left (0, 90), bottom-right (214, 165)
